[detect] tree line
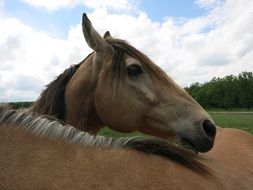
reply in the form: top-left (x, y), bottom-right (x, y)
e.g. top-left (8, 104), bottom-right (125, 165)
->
top-left (1, 101), bottom-right (33, 110)
top-left (185, 72), bottom-right (253, 109)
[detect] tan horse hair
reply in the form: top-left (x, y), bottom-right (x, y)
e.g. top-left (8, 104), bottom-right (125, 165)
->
top-left (1, 108), bottom-right (253, 189)
top-left (0, 107), bottom-right (212, 176)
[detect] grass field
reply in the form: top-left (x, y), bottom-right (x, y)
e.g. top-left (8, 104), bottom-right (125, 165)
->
top-left (98, 111), bottom-right (253, 137)
top-left (209, 112), bottom-right (253, 134)
top-left (99, 127), bottom-right (146, 138)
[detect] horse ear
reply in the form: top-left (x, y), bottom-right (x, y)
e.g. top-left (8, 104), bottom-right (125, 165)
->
top-left (103, 31), bottom-right (112, 39)
top-left (82, 13), bottom-right (108, 52)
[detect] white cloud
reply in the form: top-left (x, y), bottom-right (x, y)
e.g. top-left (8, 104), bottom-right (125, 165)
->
top-left (195, 0), bottom-right (224, 9)
top-left (1, 0), bottom-right (253, 101)
top-left (21, 0), bottom-right (134, 12)
top-left (0, 17), bottom-right (90, 102)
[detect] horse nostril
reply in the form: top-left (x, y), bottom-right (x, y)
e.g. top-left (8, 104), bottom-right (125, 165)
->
top-left (202, 120), bottom-right (216, 140)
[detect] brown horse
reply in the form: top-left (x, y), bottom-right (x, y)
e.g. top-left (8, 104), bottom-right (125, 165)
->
top-left (31, 13), bottom-right (216, 154)
top-left (201, 127), bottom-right (253, 189)
top-left (0, 108), bottom-right (210, 189)
top-left (1, 109), bottom-right (252, 190)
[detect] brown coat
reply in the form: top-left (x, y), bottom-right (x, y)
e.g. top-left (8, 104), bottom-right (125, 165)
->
top-left (0, 124), bottom-right (252, 190)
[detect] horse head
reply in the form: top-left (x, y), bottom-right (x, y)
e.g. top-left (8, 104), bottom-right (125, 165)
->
top-left (64, 14), bottom-right (216, 153)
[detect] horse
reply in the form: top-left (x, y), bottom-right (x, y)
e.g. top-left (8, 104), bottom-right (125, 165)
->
top-left (0, 108), bottom-right (211, 189)
top-left (1, 109), bottom-right (252, 190)
top-left (30, 13), bottom-right (216, 154)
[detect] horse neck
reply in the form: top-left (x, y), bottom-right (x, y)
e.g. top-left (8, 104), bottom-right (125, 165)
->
top-left (64, 62), bottom-right (103, 134)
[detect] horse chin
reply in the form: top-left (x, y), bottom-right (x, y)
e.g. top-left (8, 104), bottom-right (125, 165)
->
top-left (181, 138), bottom-right (199, 155)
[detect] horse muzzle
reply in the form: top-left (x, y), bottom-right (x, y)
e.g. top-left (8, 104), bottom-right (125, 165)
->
top-left (180, 119), bottom-right (217, 153)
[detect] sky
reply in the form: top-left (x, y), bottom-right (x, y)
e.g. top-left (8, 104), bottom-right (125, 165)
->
top-left (0, 0), bottom-right (253, 102)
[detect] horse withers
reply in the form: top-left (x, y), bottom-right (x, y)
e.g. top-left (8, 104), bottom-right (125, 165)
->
top-left (31, 13), bottom-right (216, 154)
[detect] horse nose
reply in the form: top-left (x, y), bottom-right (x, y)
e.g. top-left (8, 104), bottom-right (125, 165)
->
top-left (202, 120), bottom-right (216, 140)
top-left (180, 119), bottom-right (217, 153)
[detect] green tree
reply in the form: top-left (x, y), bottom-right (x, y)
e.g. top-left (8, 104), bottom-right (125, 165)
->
top-left (222, 75), bottom-right (238, 109)
top-left (185, 72), bottom-right (253, 109)
top-left (238, 72), bottom-right (253, 109)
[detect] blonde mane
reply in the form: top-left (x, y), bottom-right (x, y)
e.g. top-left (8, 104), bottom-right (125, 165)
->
top-left (0, 108), bottom-right (132, 148)
top-left (0, 107), bottom-right (210, 175)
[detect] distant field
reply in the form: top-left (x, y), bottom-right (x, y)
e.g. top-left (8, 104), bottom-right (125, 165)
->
top-left (209, 112), bottom-right (253, 134)
top-left (99, 111), bottom-right (253, 137)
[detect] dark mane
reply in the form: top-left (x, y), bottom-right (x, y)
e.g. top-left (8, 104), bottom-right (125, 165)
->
top-left (0, 107), bottom-right (213, 177)
top-left (31, 53), bottom-right (92, 120)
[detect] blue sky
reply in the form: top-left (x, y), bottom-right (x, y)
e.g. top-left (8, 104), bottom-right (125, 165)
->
top-left (3, 0), bottom-right (206, 38)
top-left (140, 0), bottom-right (205, 20)
top-left (1, 0), bottom-right (253, 101)
top-left (3, 0), bottom-right (88, 37)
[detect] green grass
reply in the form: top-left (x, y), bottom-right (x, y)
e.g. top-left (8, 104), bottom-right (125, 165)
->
top-left (207, 108), bottom-right (253, 112)
top-left (98, 127), bottom-right (145, 138)
top-left (209, 112), bottom-right (253, 134)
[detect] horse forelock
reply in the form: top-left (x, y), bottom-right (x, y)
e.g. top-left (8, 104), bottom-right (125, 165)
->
top-left (107, 39), bottom-right (170, 85)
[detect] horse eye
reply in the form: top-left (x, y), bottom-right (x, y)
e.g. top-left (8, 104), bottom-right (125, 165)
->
top-left (127, 64), bottom-right (143, 77)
